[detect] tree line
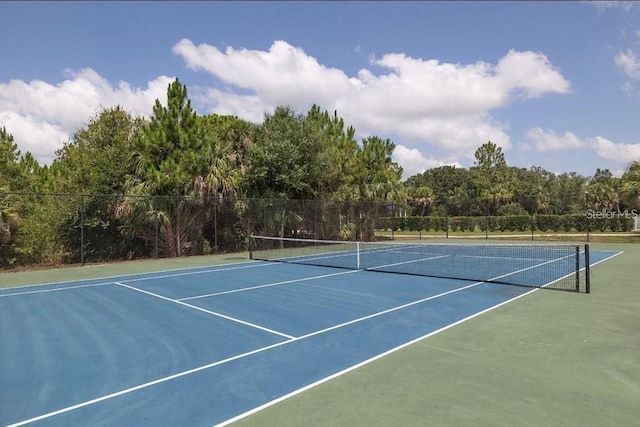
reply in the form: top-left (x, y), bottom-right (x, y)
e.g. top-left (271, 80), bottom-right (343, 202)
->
top-left (404, 142), bottom-right (640, 218)
top-left (1, 78), bottom-right (639, 267)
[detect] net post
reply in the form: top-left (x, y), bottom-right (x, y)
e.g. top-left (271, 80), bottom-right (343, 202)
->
top-left (356, 242), bottom-right (361, 269)
top-left (575, 245), bottom-right (580, 292)
top-left (248, 234), bottom-right (254, 260)
top-left (585, 244), bottom-right (590, 294)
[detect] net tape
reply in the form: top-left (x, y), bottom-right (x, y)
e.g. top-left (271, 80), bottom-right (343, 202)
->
top-left (249, 235), bottom-right (585, 292)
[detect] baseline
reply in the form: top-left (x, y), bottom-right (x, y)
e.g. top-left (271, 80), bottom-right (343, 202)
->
top-left (6, 277), bottom-right (487, 427)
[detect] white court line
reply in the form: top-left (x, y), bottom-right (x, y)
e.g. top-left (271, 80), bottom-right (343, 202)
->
top-left (113, 282), bottom-right (295, 340)
top-left (7, 277), bottom-right (489, 427)
top-left (0, 261), bottom-right (275, 297)
top-left (366, 254), bottom-right (450, 270)
top-left (121, 262), bottom-right (278, 283)
top-left (366, 251), bottom-right (574, 282)
top-left (0, 282), bottom-right (111, 298)
top-left (585, 250), bottom-right (623, 268)
top-left (216, 286), bottom-right (540, 427)
top-left (218, 250), bottom-right (626, 426)
top-left (0, 259), bottom-right (269, 292)
top-left (6, 251), bottom-right (622, 426)
top-left (179, 269), bottom-right (362, 301)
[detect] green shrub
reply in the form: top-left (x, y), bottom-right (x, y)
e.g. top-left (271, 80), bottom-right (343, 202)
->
top-left (432, 216), bottom-right (447, 232)
top-left (620, 217), bottom-right (634, 232)
top-left (497, 215), bottom-right (530, 232)
top-left (479, 216), bottom-right (498, 232)
top-left (497, 202), bottom-right (528, 216)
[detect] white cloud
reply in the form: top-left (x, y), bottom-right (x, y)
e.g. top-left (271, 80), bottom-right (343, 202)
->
top-left (172, 39), bottom-right (353, 112)
top-left (585, 1), bottom-right (634, 13)
top-left (2, 39), bottom-right (572, 174)
top-left (172, 39), bottom-right (570, 160)
top-left (615, 49), bottom-right (640, 79)
top-left (0, 69), bottom-right (174, 165)
top-left (525, 128), bottom-right (586, 151)
top-left (495, 50), bottom-right (571, 98)
top-left (392, 145), bottom-right (462, 179)
top-left (621, 80), bottom-right (635, 94)
top-left (0, 111), bottom-right (69, 165)
top-left (591, 136), bottom-right (640, 161)
top-left (525, 127), bottom-right (640, 167)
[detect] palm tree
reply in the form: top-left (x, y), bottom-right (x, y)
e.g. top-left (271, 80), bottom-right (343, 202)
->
top-left (620, 160), bottom-right (640, 209)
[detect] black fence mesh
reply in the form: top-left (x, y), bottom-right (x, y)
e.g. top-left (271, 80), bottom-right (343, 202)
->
top-left (386, 193), bottom-right (636, 239)
top-left (0, 192), bottom-right (636, 269)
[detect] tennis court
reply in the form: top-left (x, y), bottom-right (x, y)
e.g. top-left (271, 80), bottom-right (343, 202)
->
top-left (0, 240), bottom-right (621, 426)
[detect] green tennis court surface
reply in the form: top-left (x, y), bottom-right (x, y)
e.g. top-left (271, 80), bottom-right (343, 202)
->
top-left (0, 241), bottom-right (637, 426)
top-left (233, 241), bottom-right (640, 427)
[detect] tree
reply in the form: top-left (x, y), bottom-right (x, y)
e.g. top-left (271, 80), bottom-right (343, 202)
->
top-left (548, 172), bottom-right (587, 214)
top-left (586, 168), bottom-right (620, 211)
top-left (301, 105), bottom-right (359, 199)
top-left (121, 78), bottom-right (213, 257)
top-left (405, 185), bottom-right (435, 216)
top-left (243, 106), bottom-right (311, 238)
top-left (511, 166), bottom-right (555, 214)
top-left (198, 114), bottom-right (256, 250)
top-left (129, 78), bottom-right (209, 196)
top-left (49, 106), bottom-right (143, 261)
top-left (345, 136), bottom-right (405, 239)
top-left (470, 141), bottom-right (512, 212)
top-left (199, 114), bottom-right (255, 197)
top-left (620, 160), bottom-right (640, 209)
top-left (18, 152), bottom-right (48, 193)
top-left (53, 106), bottom-right (142, 195)
top-left (0, 128), bottom-right (25, 266)
top-left (0, 126), bottom-right (24, 191)
top-left (244, 105), bottom-right (307, 200)
top-left (404, 166), bottom-right (474, 215)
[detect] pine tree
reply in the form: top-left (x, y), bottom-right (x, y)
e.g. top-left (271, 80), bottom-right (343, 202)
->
top-left (122, 78), bottom-right (212, 257)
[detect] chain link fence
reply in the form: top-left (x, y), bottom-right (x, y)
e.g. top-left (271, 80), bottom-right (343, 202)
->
top-left (382, 192), bottom-right (637, 240)
top-left (0, 194), bottom-right (384, 268)
top-left (0, 192), bottom-right (637, 269)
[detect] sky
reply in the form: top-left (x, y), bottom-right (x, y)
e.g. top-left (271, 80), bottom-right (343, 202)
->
top-left (1, 1), bottom-right (640, 181)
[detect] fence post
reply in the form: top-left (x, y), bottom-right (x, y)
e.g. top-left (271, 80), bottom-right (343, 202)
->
top-left (391, 203), bottom-right (395, 241)
top-left (154, 195), bottom-right (159, 258)
top-left (585, 192), bottom-right (590, 242)
top-left (531, 195), bottom-right (537, 241)
top-left (484, 201), bottom-right (489, 240)
top-left (445, 200), bottom-right (449, 239)
top-left (213, 198), bottom-right (218, 252)
top-left (530, 215), bottom-right (535, 241)
top-left (80, 194), bottom-right (85, 265)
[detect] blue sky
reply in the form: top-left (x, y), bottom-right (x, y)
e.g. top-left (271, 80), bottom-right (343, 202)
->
top-left (1, 1), bottom-right (639, 180)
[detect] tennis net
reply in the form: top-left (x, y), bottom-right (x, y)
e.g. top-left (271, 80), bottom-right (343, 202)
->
top-left (249, 235), bottom-right (590, 292)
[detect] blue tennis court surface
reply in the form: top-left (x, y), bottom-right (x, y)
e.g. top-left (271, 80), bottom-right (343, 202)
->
top-left (0, 249), bottom-right (620, 426)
